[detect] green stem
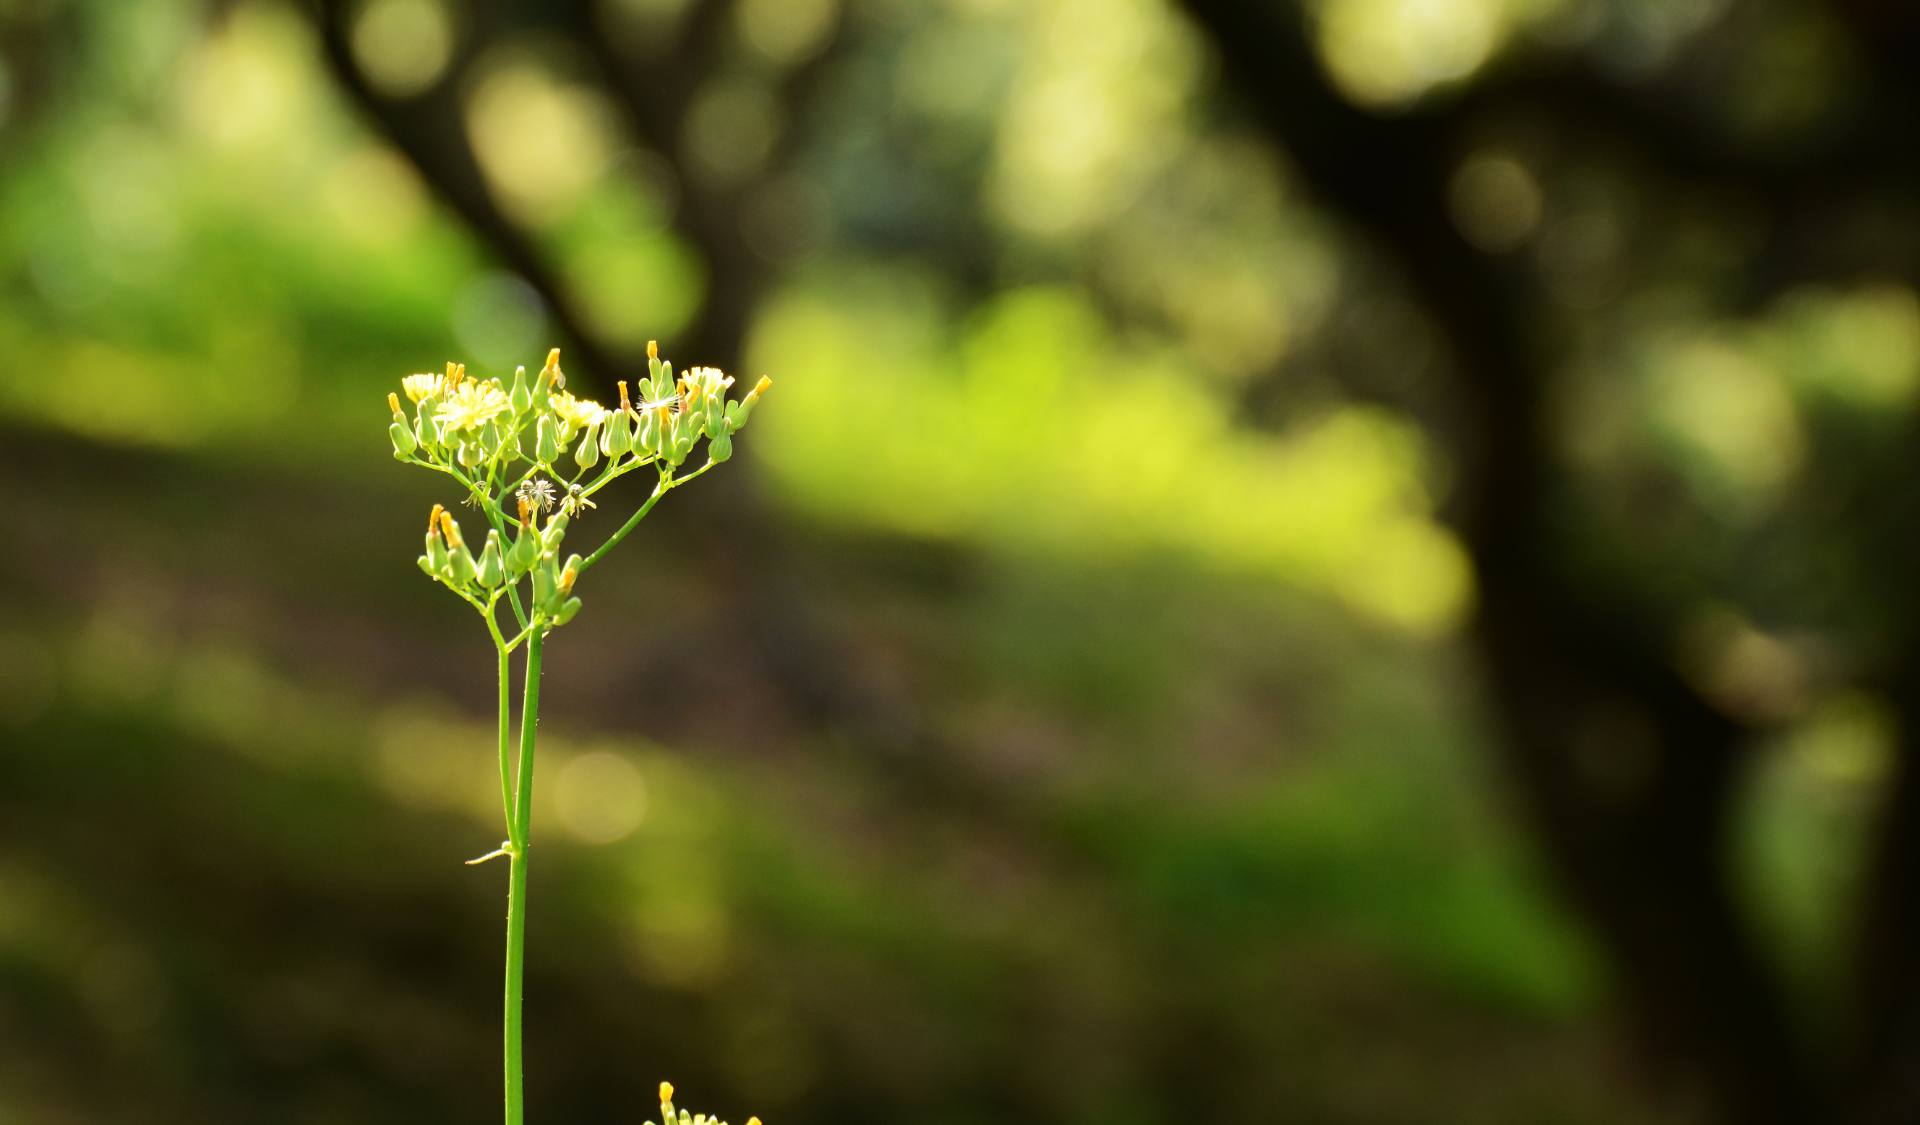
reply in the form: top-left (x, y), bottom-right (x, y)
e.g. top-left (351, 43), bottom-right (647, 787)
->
top-left (576, 459), bottom-right (715, 576)
top-left (479, 506), bottom-right (530, 632)
top-left (577, 478), bottom-right (668, 574)
top-left (512, 626), bottom-right (542, 845)
top-left (504, 625), bottom-right (543, 1125)
top-left (495, 641), bottom-right (515, 841)
top-left (430, 458), bottom-right (527, 630)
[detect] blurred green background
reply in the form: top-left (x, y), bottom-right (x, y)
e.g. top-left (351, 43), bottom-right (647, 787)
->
top-left (3, 0), bottom-right (1916, 1121)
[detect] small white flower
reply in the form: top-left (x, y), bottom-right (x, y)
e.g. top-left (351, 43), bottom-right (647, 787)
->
top-left (561, 482), bottom-right (598, 516)
top-left (517, 477), bottom-right (557, 513)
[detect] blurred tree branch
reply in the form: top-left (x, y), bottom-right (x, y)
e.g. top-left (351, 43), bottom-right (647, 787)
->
top-left (1823, 1), bottom-right (1920, 1113)
top-left (308, 0), bottom-right (641, 392)
top-left (306, 0), bottom-right (848, 392)
top-left (1170, 1), bottom-right (1831, 1120)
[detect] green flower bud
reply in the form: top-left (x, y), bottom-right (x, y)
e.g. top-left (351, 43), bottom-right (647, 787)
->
top-left (647, 339), bottom-right (665, 386)
top-left (457, 439), bottom-right (483, 468)
top-left (532, 552), bottom-right (558, 605)
top-left (542, 510), bottom-right (570, 551)
top-left (606, 406), bottom-right (633, 458)
top-left (510, 520), bottom-right (538, 575)
top-left (443, 515), bottom-right (478, 586)
top-left (638, 408), bottom-right (661, 456)
top-left (538, 554), bottom-right (580, 616)
top-left (668, 412), bottom-right (697, 464)
top-left (389, 421), bottom-right (416, 459)
top-left (509, 365), bottom-right (532, 415)
top-left (415, 399), bottom-right (441, 454)
top-left (416, 554), bottom-right (434, 577)
top-left (552, 596), bottom-right (583, 626)
top-left (708, 429), bottom-right (732, 463)
top-left (575, 421), bottom-right (601, 471)
top-left (537, 347), bottom-right (563, 394)
top-left (478, 530), bottom-right (505, 588)
top-left (536, 415), bottom-right (560, 465)
top-left (425, 506), bottom-right (450, 572)
top-left (643, 362), bottom-right (674, 411)
top-left (732, 375), bottom-right (773, 429)
top-left (448, 543), bottom-right (477, 586)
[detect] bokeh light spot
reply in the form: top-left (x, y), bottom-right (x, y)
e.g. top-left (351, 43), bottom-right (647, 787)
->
top-left (684, 77), bottom-right (781, 186)
top-left (321, 145), bottom-right (431, 244)
top-left (1449, 152), bottom-right (1543, 253)
top-left (1775, 284), bottom-right (1920, 409)
top-left (1785, 692), bottom-right (1894, 785)
top-left (1647, 333), bottom-right (1803, 498)
top-left (1679, 607), bottom-right (1810, 724)
top-left (465, 54), bottom-right (620, 224)
top-left (1317, 0), bottom-right (1506, 108)
top-left (736, 0), bottom-right (839, 66)
top-left (452, 272), bottom-right (546, 369)
top-left (350, 0), bottom-right (455, 99)
top-left (554, 750), bottom-right (649, 845)
top-left (989, 0), bottom-right (1200, 237)
top-left (178, 5), bottom-right (309, 148)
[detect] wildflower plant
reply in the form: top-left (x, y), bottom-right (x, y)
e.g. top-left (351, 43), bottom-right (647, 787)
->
top-left (387, 344), bottom-right (770, 1125)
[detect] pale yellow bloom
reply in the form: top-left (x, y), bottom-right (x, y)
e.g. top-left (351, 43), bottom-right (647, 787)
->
top-left (684, 365), bottom-right (734, 388)
top-left (437, 380), bottom-right (510, 432)
top-left (549, 391), bottom-right (607, 429)
top-left (401, 372), bottom-right (444, 403)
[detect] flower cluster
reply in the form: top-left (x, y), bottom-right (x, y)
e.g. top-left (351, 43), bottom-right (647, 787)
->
top-left (651, 1081), bottom-right (760, 1125)
top-left (390, 344), bottom-right (770, 631)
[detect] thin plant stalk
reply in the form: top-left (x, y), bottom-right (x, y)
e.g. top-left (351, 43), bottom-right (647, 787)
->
top-left (495, 641), bottom-right (514, 840)
top-left (504, 626), bottom-right (543, 1125)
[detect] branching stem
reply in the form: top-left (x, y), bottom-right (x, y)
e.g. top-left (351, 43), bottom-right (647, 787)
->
top-left (577, 459), bottom-right (715, 575)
